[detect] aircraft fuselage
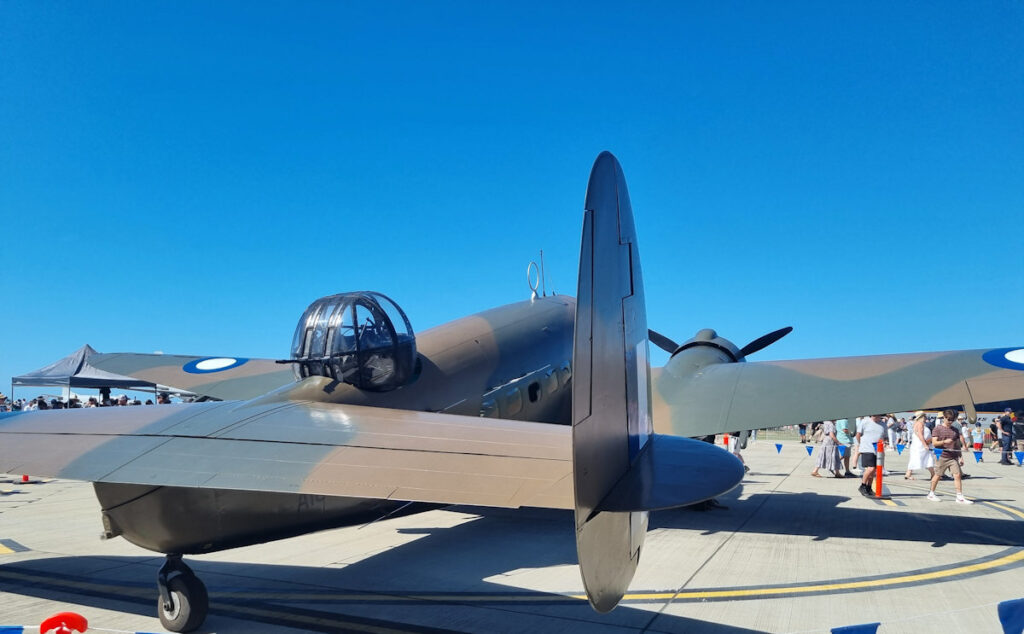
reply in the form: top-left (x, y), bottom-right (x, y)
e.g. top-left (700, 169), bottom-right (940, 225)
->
top-left (96, 296), bottom-right (577, 554)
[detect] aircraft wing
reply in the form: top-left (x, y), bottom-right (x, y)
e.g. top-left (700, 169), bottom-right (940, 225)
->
top-left (88, 352), bottom-right (295, 401)
top-left (653, 347), bottom-right (1024, 436)
top-left (0, 391), bottom-right (573, 510)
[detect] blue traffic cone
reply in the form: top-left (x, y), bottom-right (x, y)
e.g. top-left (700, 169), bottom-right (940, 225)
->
top-left (831, 622), bottom-right (880, 634)
top-left (998, 597), bottom-right (1024, 634)
top-left (775, 443), bottom-right (783, 454)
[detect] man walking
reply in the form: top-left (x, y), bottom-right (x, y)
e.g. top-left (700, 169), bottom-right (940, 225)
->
top-left (928, 409), bottom-right (973, 504)
top-left (855, 414), bottom-right (886, 497)
top-left (999, 408), bottom-right (1016, 466)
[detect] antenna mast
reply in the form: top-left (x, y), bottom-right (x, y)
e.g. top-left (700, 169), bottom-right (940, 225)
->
top-left (540, 250), bottom-right (547, 297)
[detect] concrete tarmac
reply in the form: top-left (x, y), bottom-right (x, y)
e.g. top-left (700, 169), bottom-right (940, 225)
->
top-left (2, 438), bottom-right (1023, 633)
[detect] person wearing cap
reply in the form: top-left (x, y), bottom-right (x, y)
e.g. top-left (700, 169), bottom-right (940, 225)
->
top-left (999, 408), bottom-right (1016, 465)
top-left (927, 409), bottom-right (973, 504)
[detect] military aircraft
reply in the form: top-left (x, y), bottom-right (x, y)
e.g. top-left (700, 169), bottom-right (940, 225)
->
top-left (3, 152), bottom-right (1024, 632)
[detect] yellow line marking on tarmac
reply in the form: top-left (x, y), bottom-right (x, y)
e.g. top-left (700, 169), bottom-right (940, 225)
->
top-left (628, 550), bottom-right (1024, 600)
top-left (5, 548), bottom-right (1024, 608)
top-left (984, 501), bottom-right (1024, 520)
top-left (221, 548), bottom-right (1024, 604)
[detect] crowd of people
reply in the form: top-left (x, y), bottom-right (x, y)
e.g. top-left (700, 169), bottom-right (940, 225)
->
top-left (807, 409), bottom-right (1020, 502)
top-left (0, 391), bottom-right (174, 411)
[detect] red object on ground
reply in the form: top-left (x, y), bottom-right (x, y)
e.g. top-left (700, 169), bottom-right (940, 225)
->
top-left (875, 440), bottom-right (884, 497)
top-left (39, 611), bottom-right (88, 634)
top-left (22, 475), bottom-right (29, 483)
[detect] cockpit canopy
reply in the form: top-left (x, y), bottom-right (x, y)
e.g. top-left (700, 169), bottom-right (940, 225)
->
top-left (289, 291), bottom-right (417, 391)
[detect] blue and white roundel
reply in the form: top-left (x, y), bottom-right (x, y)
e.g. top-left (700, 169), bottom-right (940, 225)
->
top-left (182, 357), bottom-right (249, 374)
top-left (981, 348), bottom-right (1024, 371)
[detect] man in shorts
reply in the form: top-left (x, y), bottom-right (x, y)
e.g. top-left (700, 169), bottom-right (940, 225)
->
top-left (928, 409), bottom-right (973, 504)
top-left (855, 414), bottom-right (886, 497)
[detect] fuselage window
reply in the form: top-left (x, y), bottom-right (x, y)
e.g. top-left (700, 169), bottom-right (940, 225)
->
top-left (502, 388), bottom-right (523, 417)
top-left (528, 381), bottom-right (541, 403)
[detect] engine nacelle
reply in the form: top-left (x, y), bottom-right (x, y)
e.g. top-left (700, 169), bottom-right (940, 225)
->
top-left (665, 328), bottom-right (741, 376)
top-left (289, 291), bottom-right (417, 391)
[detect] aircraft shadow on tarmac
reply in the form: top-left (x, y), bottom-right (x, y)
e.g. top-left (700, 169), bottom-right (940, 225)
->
top-left (650, 491), bottom-right (1024, 548)
top-left (0, 506), bottom-right (768, 634)
top-left (8, 487), bottom-right (1022, 632)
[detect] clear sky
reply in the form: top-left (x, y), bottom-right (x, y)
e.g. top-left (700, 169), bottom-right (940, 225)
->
top-left (1, 2), bottom-right (1022, 394)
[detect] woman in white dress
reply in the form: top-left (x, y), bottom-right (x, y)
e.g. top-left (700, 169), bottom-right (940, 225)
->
top-left (905, 410), bottom-right (936, 480)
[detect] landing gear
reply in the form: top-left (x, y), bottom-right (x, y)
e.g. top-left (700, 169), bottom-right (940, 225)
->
top-left (157, 554), bottom-right (208, 632)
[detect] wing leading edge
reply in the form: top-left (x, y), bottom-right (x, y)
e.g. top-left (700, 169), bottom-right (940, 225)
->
top-left (653, 347), bottom-right (1024, 437)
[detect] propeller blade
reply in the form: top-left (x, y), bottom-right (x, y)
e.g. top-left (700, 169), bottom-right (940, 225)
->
top-left (738, 326), bottom-right (793, 358)
top-left (648, 329), bottom-right (679, 354)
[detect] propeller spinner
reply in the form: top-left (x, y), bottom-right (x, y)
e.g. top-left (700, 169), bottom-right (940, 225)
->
top-left (648, 326), bottom-right (793, 359)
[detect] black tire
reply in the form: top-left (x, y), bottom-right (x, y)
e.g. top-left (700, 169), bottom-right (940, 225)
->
top-left (158, 574), bottom-right (209, 632)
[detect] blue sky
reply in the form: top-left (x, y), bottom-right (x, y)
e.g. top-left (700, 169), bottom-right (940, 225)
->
top-left (2, 2), bottom-right (1022, 394)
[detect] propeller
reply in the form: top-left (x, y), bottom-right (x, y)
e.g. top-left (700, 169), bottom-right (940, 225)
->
top-left (647, 329), bottom-right (679, 355)
top-left (648, 326), bottom-right (793, 358)
top-left (737, 326), bottom-right (793, 358)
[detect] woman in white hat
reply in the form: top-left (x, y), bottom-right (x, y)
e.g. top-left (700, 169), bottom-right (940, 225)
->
top-left (905, 410), bottom-right (936, 480)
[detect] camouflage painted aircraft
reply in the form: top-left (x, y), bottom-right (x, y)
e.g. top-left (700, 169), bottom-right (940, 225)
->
top-left (3, 152), bottom-right (1024, 632)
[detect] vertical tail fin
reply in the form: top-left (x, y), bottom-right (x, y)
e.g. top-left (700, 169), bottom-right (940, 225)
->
top-left (572, 153), bottom-right (745, 612)
top-left (572, 151), bottom-right (651, 612)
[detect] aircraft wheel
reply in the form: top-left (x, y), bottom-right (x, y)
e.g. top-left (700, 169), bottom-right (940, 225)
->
top-left (158, 573), bottom-right (208, 632)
